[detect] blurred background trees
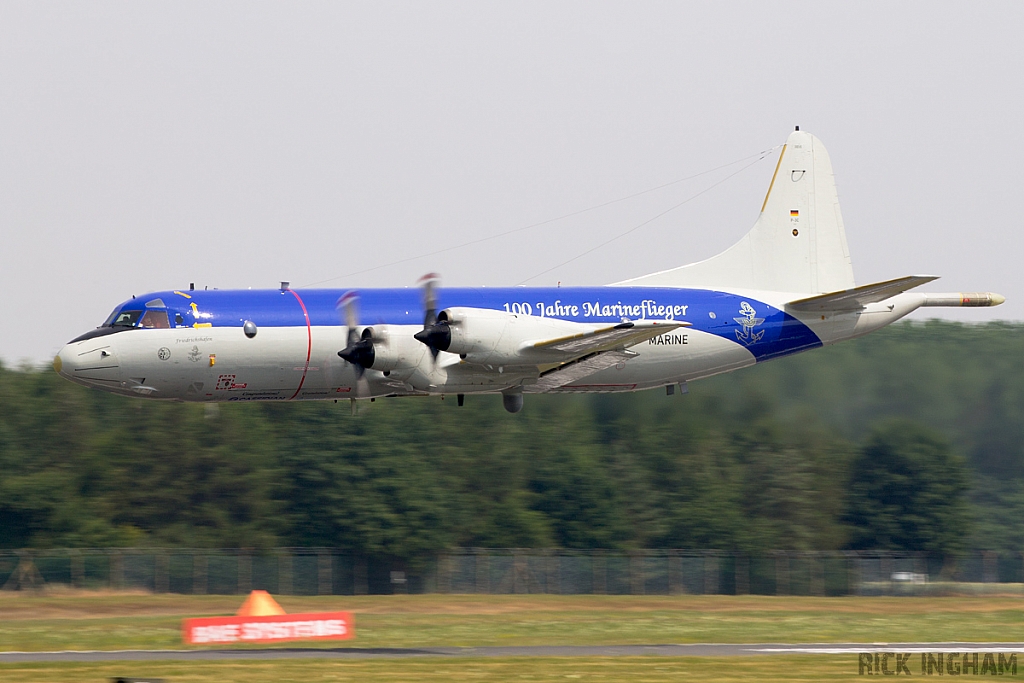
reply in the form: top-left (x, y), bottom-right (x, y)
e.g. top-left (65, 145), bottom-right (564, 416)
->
top-left (843, 420), bottom-right (970, 555)
top-left (0, 320), bottom-right (1014, 566)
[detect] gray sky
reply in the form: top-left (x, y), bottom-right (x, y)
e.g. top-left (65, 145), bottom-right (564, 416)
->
top-left (2, 1), bottom-right (1021, 366)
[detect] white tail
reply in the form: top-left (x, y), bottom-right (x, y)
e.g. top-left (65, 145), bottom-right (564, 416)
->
top-left (617, 129), bottom-right (856, 294)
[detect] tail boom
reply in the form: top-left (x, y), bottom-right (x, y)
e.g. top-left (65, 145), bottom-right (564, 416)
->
top-left (921, 292), bottom-right (1006, 307)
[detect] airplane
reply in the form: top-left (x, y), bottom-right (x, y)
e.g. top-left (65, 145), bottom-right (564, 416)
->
top-left (53, 128), bottom-right (1004, 413)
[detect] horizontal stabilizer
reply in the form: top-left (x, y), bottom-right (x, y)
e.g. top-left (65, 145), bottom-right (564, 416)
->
top-left (786, 275), bottom-right (939, 312)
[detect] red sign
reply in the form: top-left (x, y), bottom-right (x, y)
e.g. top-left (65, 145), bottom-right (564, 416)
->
top-left (183, 612), bottom-right (354, 645)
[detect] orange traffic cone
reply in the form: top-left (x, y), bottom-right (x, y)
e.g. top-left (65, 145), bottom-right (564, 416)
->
top-left (236, 590), bottom-right (287, 617)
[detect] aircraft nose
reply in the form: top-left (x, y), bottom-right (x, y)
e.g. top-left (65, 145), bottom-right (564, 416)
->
top-left (54, 344), bottom-right (77, 377)
top-left (54, 338), bottom-right (121, 386)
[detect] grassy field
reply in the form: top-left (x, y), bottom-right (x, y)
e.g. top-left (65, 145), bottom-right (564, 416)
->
top-left (0, 656), bottom-right (890, 683)
top-left (2, 592), bottom-right (1021, 681)
top-left (1, 591), bottom-right (1022, 653)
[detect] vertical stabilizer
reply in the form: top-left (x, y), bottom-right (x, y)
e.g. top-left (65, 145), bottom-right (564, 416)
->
top-left (617, 130), bottom-right (855, 294)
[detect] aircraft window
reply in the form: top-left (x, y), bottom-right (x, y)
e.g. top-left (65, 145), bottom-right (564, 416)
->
top-left (145, 298), bottom-right (166, 308)
top-left (139, 310), bottom-right (170, 329)
top-left (175, 313), bottom-right (184, 325)
top-left (102, 308), bottom-right (120, 326)
top-left (111, 310), bottom-right (142, 327)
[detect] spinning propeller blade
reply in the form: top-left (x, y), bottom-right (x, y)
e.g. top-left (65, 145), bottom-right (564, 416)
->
top-left (419, 273), bottom-right (439, 327)
top-left (413, 273), bottom-right (451, 360)
top-left (339, 291), bottom-right (359, 343)
top-left (336, 292), bottom-right (374, 395)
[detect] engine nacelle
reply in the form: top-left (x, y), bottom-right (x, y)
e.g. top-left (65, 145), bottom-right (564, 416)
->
top-left (438, 307), bottom-right (589, 365)
top-left (359, 325), bottom-right (428, 373)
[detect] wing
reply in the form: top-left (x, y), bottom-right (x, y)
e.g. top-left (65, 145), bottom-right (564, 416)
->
top-left (786, 275), bottom-right (939, 312)
top-left (524, 320), bottom-right (689, 392)
top-left (528, 349), bottom-right (637, 392)
top-left (436, 308), bottom-right (690, 393)
top-left (525, 320), bottom-right (689, 356)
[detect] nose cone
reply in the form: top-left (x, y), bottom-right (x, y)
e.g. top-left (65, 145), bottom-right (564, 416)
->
top-left (55, 339), bottom-right (121, 387)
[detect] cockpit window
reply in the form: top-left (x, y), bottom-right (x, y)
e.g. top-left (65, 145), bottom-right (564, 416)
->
top-left (139, 310), bottom-right (170, 329)
top-left (110, 310), bottom-right (142, 327)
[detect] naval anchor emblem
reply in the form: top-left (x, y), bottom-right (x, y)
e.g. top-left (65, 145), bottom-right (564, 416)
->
top-left (734, 302), bottom-right (765, 346)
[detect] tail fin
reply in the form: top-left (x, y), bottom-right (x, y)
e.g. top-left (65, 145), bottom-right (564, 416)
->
top-left (617, 129), bottom-right (855, 294)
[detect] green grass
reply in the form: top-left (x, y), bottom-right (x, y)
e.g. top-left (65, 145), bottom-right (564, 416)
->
top-left (1, 593), bottom-right (1022, 652)
top-left (0, 655), bottom-right (873, 683)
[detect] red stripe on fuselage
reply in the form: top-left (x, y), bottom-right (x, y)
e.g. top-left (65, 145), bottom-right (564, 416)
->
top-left (287, 289), bottom-right (313, 400)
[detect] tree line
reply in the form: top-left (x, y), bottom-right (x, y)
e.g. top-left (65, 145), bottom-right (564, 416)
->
top-left (0, 320), bottom-right (1018, 567)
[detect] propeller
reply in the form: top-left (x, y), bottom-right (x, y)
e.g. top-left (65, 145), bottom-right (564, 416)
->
top-left (413, 273), bottom-right (451, 359)
top-left (339, 327), bottom-right (376, 372)
top-left (336, 292), bottom-right (374, 395)
top-left (420, 273), bottom-right (439, 327)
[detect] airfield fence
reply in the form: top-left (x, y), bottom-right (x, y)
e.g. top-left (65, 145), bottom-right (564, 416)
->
top-left (0, 548), bottom-right (1021, 596)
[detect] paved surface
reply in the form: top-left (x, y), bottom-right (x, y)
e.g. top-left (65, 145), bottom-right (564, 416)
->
top-left (3, 643), bottom-right (1024, 662)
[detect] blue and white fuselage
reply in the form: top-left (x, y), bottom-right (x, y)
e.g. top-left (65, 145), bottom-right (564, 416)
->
top-left (53, 130), bottom-right (1003, 411)
top-left (53, 286), bottom-right (824, 402)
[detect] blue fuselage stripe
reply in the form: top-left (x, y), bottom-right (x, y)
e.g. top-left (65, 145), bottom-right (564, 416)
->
top-left (122, 287), bottom-right (822, 362)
